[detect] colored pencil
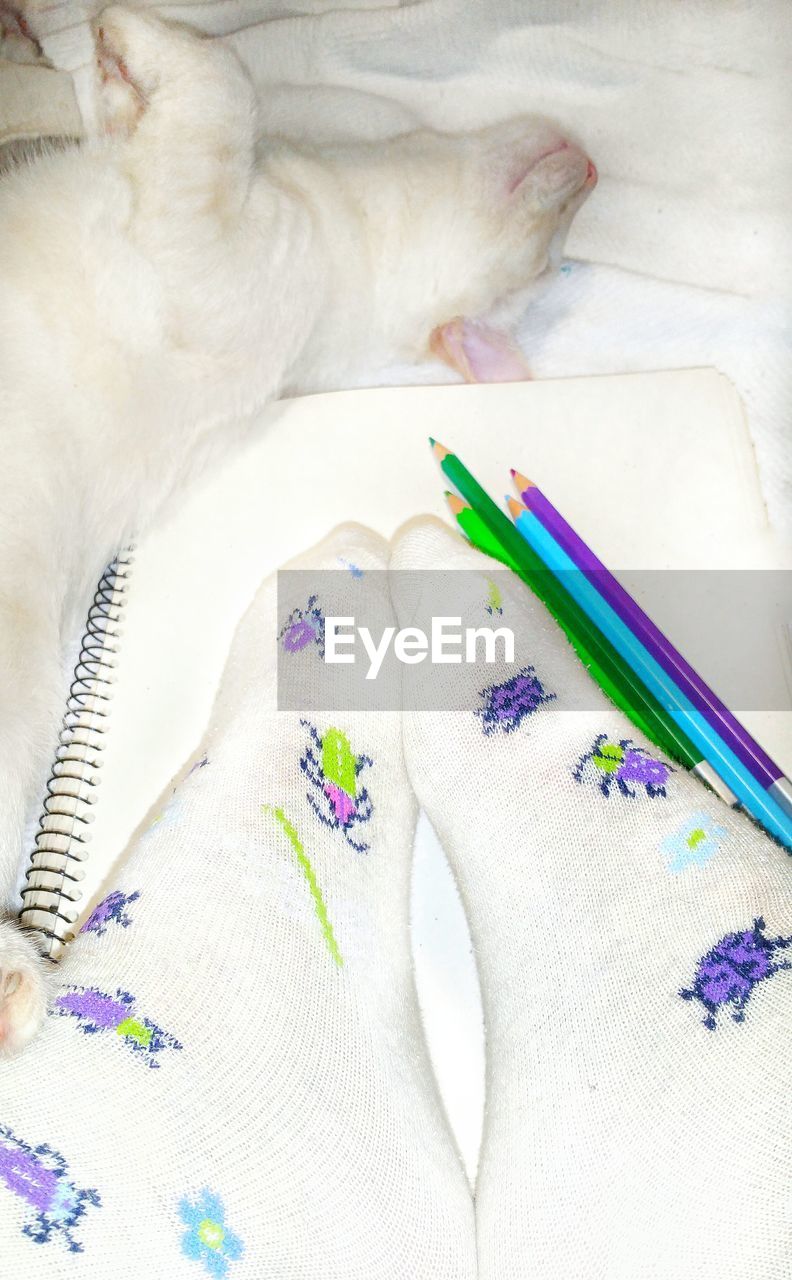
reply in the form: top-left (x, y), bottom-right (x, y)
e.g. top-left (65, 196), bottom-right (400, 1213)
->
top-left (513, 471), bottom-right (792, 822)
top-left (508, 496), bottom-right (792, 850)
top-left (447, 493), bottom-right (662, 744)
top-left (445, 493), bottom-right (519, 570)
top-left (431, 440), bottom-right (731, 795)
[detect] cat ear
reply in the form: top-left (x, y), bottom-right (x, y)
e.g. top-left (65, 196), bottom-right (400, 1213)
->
top-left (430, 318), bottom-right (531, 384)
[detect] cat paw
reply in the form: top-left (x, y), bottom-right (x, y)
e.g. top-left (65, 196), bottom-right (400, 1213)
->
top-left (0, 2), bottom-right (47, 64)
top-left (0, 919), bottom-right (49, 1056)
top-left (430, 317), bottom-right (532, 384)
top-left (93, 8), bottom-right (150, 136)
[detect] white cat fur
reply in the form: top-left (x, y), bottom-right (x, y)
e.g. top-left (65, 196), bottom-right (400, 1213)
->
top-left (0, 4), bottom-right (594, 1051)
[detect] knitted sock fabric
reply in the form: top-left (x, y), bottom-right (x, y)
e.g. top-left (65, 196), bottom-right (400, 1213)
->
top-left (391, 517), bottom-right (792, 1280)
top-left (0, 525), bottom-right (475, 1280)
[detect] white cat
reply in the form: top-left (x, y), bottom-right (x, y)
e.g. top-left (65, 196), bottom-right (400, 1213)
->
top-left (0, 4), bottom-right (595, 1052)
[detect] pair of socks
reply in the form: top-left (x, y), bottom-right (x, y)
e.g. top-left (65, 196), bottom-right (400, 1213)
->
top-left (0, 519), bottom-right (789, 1279)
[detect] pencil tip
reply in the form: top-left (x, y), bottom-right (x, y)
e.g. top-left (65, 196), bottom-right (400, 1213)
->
top-left (428, 436), bottom-right (436, 447)
top-left (430, 438), bottom-right (450, 460)
top-left (506, 496), bottom-right (525, 519)
top-left (445, 492), bottom-right (468, 516)
top-left (512, 471), bottom-right (533, 491)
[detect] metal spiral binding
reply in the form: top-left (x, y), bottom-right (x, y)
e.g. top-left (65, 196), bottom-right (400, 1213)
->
top-left (19, 548), bottom-right (134, 959)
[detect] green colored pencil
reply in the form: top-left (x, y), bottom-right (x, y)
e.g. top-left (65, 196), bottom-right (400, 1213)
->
top-left (432, 440), bottom-right (717, 784)
top-left (445, 492), bottom-right (520, 570)
top-left (447, 492), bottom-right (660, 743)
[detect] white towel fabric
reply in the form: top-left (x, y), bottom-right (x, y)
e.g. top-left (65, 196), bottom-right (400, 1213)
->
top-left (4, 0), bottom-right (792, 526)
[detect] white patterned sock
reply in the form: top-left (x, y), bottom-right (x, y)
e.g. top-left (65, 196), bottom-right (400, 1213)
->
top-left (0, 524), bottom-right (475, 1280)
top-left (391, 516), bottom-right (792, 1280)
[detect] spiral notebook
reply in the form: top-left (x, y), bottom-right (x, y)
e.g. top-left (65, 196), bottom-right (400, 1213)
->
top-left (17, 368), bottom-right (792, 962)
top-left (18, 552), bottom-right (134, 955)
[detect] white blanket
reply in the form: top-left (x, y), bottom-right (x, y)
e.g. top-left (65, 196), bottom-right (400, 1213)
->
top-left (5, 0), bottom-right (792, 528)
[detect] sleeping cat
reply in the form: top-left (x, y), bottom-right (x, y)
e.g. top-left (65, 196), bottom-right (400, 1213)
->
top-left (0, 3), bottom-right (595, 1053)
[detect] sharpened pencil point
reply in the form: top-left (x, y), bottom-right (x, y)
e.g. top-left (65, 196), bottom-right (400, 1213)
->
top-left (512, 471), bottom-right (533, 492)
top-left (445, 492), bottom-right (469, 517)
top-left (430, 438), bottom-right (451, 461)
top-left (428, 437), bottom-right (436, 447)
top-left (506, 496), bottom-right (525, 520)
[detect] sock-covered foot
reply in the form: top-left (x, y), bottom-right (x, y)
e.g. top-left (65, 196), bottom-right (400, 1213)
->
top-left (391, 516), bottom-right (792, 1280)
top-left (0, 525), bottom-right (475, 1279)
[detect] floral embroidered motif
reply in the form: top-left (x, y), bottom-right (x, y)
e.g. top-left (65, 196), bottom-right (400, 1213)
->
top-left (337, 557), bottom-right (364, 578)
top-left (0, 1125), bottom-right (100, 1252)
top-left (279, 595), bottom-right (325, 658)
top-left (680, 917), bottom-right (792, 1030)
top-left (484, 578), bottom-right (503, 617)
top-left (145, 793), bottom-right (183, 836)
top-left (573, 734), bottom-right (672, 798)
top-left (180, 1190), bottom-right (243, 1277)
top-left (663, 812), bottom-right (727, 873)
top-left (300, 722), bottom-right (373, 853)
top-left (51, 987), bottom-right (182, 1066)
top-left (80, 889), bottom-right (140, 937)
top-left (477, 667), bottom-right (555, 735)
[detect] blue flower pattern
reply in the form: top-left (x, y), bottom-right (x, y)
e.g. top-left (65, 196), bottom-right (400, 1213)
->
top-left (180, 1190), bottom-right (243, 1277)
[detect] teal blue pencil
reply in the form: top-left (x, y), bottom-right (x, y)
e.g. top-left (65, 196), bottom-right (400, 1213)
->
top-left (507, 497), bottom-right (792, 851)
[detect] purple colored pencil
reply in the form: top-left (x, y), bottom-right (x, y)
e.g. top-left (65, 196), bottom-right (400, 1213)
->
top-left (512, 471), bottom-right (792, 819)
